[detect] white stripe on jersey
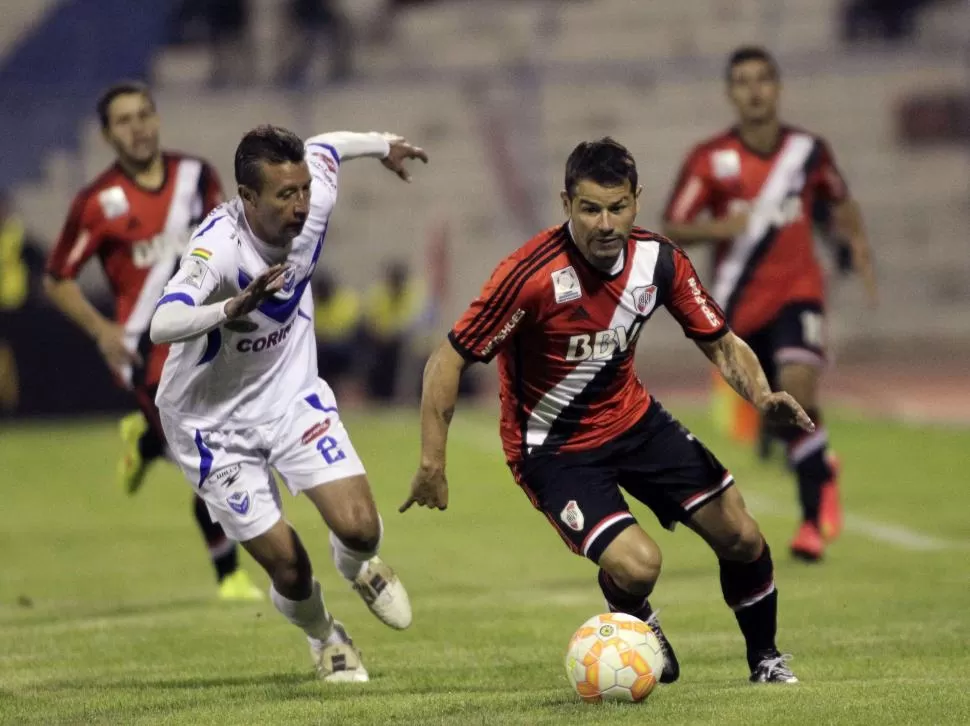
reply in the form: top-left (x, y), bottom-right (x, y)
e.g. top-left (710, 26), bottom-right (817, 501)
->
top-left (525, 240), bottom-right (661, 449)
top-left (711, 133), bottom-right (815, 307)
top-left (120, 158), bottom-right (203, 385)
top-left (669, 175), bottom-right (704, 224)
top-left (65, 229), bottom-right (92, 271)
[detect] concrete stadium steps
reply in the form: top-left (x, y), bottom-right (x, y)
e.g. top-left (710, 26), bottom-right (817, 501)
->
top-left (388, 0), bottom-right (844, 68)
top-left (13, 0), bottom-right (970, 342)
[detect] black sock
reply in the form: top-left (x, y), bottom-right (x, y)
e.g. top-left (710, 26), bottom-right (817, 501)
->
top-left (597, 569), bottom-right (653, 621)
top-left (719, 539), bottom-right (778, 669)
top-left (774, 409), bottom-right (833, 524)
top-left (137, 425), bottom-right (166, 462)
top-left (193, 496), bottom-right (238, 582)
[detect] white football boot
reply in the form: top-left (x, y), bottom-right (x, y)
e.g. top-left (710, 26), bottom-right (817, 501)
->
top-left (310, 620), bottom-right (369, 683)
top-left (351, 556), bottom-right (412, 630)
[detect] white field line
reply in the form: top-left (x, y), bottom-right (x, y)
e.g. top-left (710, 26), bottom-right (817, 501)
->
top-left (450, 421), bottom-right (970, 553)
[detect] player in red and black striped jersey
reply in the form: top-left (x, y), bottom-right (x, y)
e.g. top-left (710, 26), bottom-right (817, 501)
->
top-left (403, 138), bottom-right (814, 684)
top-left (662, 47), bottom-right (878, 561)
top-left (43, 82), bottom-right (261, 601)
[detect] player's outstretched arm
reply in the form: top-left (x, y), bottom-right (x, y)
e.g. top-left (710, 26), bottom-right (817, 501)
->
top-left (696, 331), bottom-right (815, 433)
top-left (306, 131), bottom-right (428, 182)
top-left (662, 212), bottom-right (749, 245)
top-left (44, 275), bottom-right (142, 374)
top-left (400, 339), bottom-right (468, 513)
top-left (832, 198), bottom-right (878, 307)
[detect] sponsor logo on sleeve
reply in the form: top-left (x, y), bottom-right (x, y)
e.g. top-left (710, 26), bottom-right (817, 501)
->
top-left (687, 276), bottom-right (721, 328)
top-left (480, 308), bottom-right (526, 358)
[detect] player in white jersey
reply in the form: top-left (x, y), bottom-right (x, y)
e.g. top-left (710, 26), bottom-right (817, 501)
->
top-left (149, 125), bottom-right (428, 682)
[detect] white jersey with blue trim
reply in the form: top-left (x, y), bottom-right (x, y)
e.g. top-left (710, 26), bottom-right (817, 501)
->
top-left (154, 140), bottom-right (341, 430)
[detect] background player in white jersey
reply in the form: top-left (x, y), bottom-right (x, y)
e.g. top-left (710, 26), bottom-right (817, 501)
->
top-left (149, 125), bottom-right (427, 681)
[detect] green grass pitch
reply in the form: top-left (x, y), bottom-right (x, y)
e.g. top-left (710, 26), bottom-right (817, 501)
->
top-left (2, 405), bottom-right (969, 725)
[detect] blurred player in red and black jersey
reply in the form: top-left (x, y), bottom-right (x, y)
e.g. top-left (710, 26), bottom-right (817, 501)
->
top-left (43, 82), bottom-right (261, 600)
top-left (662, 47), bottom-right (878, 562)
top-left (403, 138), bottom-right (814, 684)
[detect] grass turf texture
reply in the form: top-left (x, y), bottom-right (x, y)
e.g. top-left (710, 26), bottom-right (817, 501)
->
top-left (2, 407), bottom-right (969, 725)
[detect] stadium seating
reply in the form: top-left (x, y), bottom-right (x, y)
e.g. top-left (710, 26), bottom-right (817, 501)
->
top-left (11, 0), bottom-right (970, 358)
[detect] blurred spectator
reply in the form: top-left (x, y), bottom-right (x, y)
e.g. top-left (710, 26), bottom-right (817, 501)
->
top-left (206, 0), bottom-right (255, 87)
top-left (277, 0), bottom-right (354, 86)
top-left (166, 0), bottom-right (255, 85)
top-left (361, 260), bottom-right (424, 402)
top-left (842, 0), bottom-right (938, 42)
top-left (312, 271), bottom-right (363, 395)
top-left (370, 0), bottom-right (437, 44)
top-left (0, 190), bottom-right (46, 310)
top-left (0, 190), bottom-right (46, 414)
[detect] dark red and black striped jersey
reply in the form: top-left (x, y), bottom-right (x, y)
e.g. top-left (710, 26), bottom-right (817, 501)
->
top-left (663, 126), bottom-right (848, 336)
top-left (449, 224), bottom-right (727, 463)
top-left (46, 152), bottom-right (223, 387)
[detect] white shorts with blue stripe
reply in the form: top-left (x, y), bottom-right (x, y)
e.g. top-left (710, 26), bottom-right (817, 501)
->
top-left (160, 378), bottom-right (366, 542)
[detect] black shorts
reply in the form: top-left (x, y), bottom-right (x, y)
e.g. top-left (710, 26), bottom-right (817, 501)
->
top-left (744, 302), bottom-right (826, 387)
top-left (509, 400), bottom-right (733, 562)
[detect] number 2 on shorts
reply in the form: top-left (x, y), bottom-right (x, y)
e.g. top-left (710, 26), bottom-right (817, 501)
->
top-left (317, 435), bottom-right (346, 465)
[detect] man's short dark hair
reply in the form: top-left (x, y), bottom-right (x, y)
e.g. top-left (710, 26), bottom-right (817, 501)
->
top-left (564, 138), bottom-right (638, 198)
top-left (726, 46), bottom-right (779, 82)
top-left (96, 81), bottom-right (155, 129)
top-left (234, 125), bottom-right (306, 191)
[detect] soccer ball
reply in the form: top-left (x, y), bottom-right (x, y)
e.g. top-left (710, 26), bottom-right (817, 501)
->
top-left (564, 612), bottom-right (665, 703)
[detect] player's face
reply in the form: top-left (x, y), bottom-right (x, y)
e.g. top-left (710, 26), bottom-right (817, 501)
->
top-left (728, 59), bottom-right (780, 124)
top-left (103, 93), bottom-right (160, 167)
top-left (562, 179), bottom-right (641, 271)
top-left (244, 160), bottom-right (312, 246)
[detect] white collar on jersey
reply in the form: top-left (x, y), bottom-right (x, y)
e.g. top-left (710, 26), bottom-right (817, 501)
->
top-left (567, 220), bottom-right (625, 276)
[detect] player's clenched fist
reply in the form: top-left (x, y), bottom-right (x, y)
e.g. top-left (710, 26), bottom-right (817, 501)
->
top-left (224, 264), bottom-right (288, 319)
top-left (400, 465), bottom-right (449, 512)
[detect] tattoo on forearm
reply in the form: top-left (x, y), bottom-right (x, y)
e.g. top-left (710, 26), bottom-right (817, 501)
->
top-left (718, 339), bottom-right (769, 405)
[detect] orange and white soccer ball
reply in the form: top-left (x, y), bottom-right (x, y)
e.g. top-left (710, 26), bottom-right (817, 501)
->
top-left (564, 612), bottom-right (665, 703)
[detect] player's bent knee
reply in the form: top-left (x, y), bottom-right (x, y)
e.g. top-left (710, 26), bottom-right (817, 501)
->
top-left (268, 545), bottom-right (313, 596)
top-left (329, 504), bottom-right (381, 552)
top-left (306, 475), bottom-right (380, 549)
top-left (600, 529), bottom-right (662, 594)
top-left (608, 556), bottom-right (661, 595)
top-left (715, 515), bottom-right (764, 562)
top-left (243, 523), bottom-right (313, 596)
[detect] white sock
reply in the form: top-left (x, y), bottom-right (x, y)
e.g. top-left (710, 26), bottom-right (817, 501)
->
top-left (270, 579), bottom-right (335, 644)
top-left (330, 515), bottom-right (383, 581)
